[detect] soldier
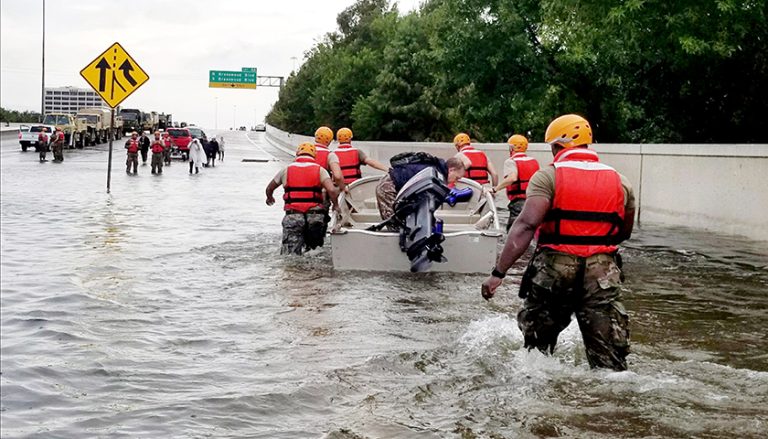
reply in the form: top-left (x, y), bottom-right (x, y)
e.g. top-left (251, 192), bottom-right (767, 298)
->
top-left (162, 132), bottom-right (172, 166)
top-left (50, 127), bottom-right (65, 162)
top-left (265, 142), bottom-right (339, 255)
top-left (150, 131), bottom-right (165, 174)
top-left (124, 132), bottom-right (140, 174)
top-left (37, 127), bottom-right (50, 162)
top-left (481, 114), bottom-right (636, 371)
top-left (492, 134), bottom-right (541, 231)
top-left (313, 126), bottom-right (333, 170)
top-left (328, 127), bottom-right (390, 192)
top-left (453, 132), bottom-right (498, 186)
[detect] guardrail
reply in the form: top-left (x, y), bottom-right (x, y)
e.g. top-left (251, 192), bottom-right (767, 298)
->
top-left (265, 124), bottom-right (768, 241)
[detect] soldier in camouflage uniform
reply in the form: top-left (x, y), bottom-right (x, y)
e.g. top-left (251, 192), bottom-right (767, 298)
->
top-left (265, 142), bottom-right (339, 255)
top-left (51, 128), bottom-right (65, 162)
top-left (482, 115), bottom-right (635, 371)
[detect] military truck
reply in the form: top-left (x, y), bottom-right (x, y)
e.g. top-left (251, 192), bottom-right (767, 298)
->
top-left (41, 113), bottom-right (77, 148)
top-left (119, 108), bottom-right (143, 135)
top-left (74, 108), bottom-right (112, 146)
top-left (158, 113), bottom-right (172, 130)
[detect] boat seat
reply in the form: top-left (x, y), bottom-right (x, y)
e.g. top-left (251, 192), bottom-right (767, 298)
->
top-left (363, 197), bottom-right (378, 210)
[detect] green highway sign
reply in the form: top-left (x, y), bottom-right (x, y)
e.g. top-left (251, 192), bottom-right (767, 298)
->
top-left (209, 67), bottom-right (257, 89)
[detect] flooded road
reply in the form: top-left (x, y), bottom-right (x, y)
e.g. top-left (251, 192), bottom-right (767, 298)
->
top-left (1, 132), bottom-right (767, 438)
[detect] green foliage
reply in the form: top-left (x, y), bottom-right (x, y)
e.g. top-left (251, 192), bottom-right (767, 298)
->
top-left (0, 107), bottom-right (41, 123)
top-left (267, 0), bottom-right (768, 143)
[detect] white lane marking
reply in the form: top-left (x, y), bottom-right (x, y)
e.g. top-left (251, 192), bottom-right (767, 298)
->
top-left (242, 132), bottom-right (275, 160)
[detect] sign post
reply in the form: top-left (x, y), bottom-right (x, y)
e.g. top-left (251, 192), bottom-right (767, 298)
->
top-left (79, 42), bottom-right (149, 193)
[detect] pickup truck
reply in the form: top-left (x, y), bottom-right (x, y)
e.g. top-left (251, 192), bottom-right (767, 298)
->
top-left (18, 124), bottom-right (56, 152)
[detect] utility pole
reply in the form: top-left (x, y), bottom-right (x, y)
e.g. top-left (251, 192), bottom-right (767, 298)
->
top-left (40, 0), bottom-right (45, 122)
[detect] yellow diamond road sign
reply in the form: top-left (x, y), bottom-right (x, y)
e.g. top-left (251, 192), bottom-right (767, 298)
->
top-left (80, 42), bottom-right (149, 108)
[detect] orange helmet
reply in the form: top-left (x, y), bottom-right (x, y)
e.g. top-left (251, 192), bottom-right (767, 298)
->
top-left (453, 132), bottom-right (471, 149)
top-left (296, 142), bottom-right (316, 158)
top-left (336, 127), bottom-right (353, 143)
top-left (314, 126), bottom-right (333, 146)
top-left (544, 114), bottom-right (592, 148)
top-left (507, 134), bottom-right (528, 152)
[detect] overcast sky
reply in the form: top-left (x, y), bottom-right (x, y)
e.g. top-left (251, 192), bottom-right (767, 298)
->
top-left (0, 0), bottom-right (422, 128)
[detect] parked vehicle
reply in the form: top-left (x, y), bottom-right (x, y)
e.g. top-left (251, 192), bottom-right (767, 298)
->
top-left (254, 123), bottom-right (266, 132)
top-left (18, 125), bottom-right (55, 152)
top-left (187, 126), bottom-right (208, 146)
top-left (120, 109), bottom-right (143, 135)
top-left (74, 107), bottom-right (112, 146)
top-left (167, 127), bottom-right (192, 160)
top-left (41, 113), bottom-right (77, 148)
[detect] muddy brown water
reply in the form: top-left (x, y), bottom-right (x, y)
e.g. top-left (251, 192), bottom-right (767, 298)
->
top-left (1, 132), bottom-right (766, 438)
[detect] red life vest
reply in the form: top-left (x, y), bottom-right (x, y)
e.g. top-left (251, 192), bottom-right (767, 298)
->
top-left (459, 146), bottom-right (490, 184)
top-left (314, 143), bottom-right (330, 169)
top-left (38, 132), bottom-right (48, 143)
top-left (334, 144), bottom-right (362, 184)
top-left (537, 148), bottom-right (625, 257)
top-left (283, 157), bottom-right (324, 213)
top-left (127, 139), bottom-right (140, 153)
top-left (506, 153), bottom-right (540, 201)
top-left (151, 140), bottom-right (164, 153)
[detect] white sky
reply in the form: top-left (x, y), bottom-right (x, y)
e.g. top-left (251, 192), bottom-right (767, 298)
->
top-left (0, 0), bottom-right (422, 129)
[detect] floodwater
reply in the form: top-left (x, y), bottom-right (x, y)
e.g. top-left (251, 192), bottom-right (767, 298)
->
top-left (1, 132), bottom-right (766, 438)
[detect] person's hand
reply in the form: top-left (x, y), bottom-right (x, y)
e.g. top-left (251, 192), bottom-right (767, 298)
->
top-left (266, 195), bottom-right (275, 206)
top-left (481, 276), bottom-right (503, 300)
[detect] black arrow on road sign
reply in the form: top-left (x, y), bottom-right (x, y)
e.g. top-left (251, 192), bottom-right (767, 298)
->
top-left (95, 58), bottom-right (111, 92)
top-left (119, 59), bottom-right (137, 86)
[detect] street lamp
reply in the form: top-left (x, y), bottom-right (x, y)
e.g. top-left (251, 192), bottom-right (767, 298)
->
top-left (290, 56), bottom-right (297, 72)
top-left (40, 0), bottom-right (46, 122)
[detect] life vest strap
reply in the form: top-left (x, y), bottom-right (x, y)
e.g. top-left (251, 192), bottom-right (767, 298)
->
top-left (538, 208), bottom-right (623, 245)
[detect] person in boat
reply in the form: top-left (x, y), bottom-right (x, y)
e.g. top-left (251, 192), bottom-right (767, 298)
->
top-left (375, 153), bottom-right (466, 228)
top-left (266, 142), bottom-right (339, 255)
top-left (491, 134), bottom-right (541, 231)
top-left (481, 114), bottom-right (636, 371)
top-left (328, 127), bottom-right (390, 192)
top-left (453, 132), bottom-right (498, 187)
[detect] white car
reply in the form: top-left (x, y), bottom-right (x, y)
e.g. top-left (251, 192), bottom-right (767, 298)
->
top-left (19, 124), bottom-right (56, 152)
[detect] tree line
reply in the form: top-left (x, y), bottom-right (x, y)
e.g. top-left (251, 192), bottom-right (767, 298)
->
top-left (0, 108), bottom-right (42, 124)
top-left (267, 0), bottom-right (766, 143)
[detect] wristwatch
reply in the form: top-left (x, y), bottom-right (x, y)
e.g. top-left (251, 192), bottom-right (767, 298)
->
top-left (491, 267), bottom-right (506, 279)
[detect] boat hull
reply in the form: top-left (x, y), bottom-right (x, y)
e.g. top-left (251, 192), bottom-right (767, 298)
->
top-left (331, 229), bottom-right (501, 273)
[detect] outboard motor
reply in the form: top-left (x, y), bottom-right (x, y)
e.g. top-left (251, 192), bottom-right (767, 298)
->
top-left (393, 167), bottom-right (451, 272)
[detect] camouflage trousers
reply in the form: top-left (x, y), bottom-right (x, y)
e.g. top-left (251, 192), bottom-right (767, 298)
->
top-left (281, 209), bottom-right (328, 255)
top-left (506, 198), bottom-right (525, 231)
top-left (517, 248), bottom-right (630, 371)
top-left (151, 153), bottom-right (163, 174)
top-left (52, 144), bottom-right (64, 162)
top-left (126, 152), bottom-right (138, 173)
top-left (375, 174), bottom-right (397, 229)
top-left (163, 149), bottom-right (172, 165)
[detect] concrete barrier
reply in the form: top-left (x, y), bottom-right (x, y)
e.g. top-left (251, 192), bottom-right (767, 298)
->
top-left (266, 125), bottom-right (768, 241)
